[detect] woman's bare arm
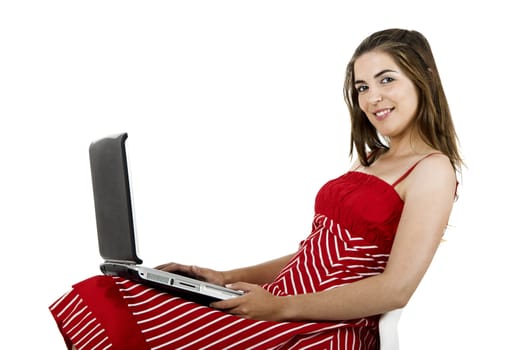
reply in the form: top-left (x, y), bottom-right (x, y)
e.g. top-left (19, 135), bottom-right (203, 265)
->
top-left (157, 254), bottom-right (294, 286)
top-left (222, 254), bottom-right (295, 285)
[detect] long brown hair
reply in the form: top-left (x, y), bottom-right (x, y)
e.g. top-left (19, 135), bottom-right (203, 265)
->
top-left (343, 28), bottom-right (463, 173)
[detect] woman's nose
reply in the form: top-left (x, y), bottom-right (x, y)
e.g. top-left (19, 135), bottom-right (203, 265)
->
top-left (368, 89), bottom-right (383, 105)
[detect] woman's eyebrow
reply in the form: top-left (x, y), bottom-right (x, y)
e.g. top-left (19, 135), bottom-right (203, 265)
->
top-left (354, 69), bottom-right (399, 85)
top-left (374, 69), bottom-right (398, 78)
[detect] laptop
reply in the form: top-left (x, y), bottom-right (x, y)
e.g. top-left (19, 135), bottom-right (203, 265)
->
top-left (89, 132), bottom-right (243, 304)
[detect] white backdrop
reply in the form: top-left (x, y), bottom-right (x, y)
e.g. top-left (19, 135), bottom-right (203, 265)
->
top-left (1, 1), bottom-right (524, 348)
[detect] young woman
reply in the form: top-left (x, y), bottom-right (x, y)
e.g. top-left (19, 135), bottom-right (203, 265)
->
top-left (50, 28), bottom-right (462, 349)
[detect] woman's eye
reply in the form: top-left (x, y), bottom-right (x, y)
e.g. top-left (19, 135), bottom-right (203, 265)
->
top-left (356, 85), bottom-right (368, 93)
top-left (380, 76), bottom-right (394, 84)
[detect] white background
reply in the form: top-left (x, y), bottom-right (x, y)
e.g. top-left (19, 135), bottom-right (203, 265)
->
top-left (1, 1), bottom-right (524, 348)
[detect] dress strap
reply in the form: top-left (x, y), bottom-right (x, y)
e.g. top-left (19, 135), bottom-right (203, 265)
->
top-left (391, 153), bottom-right (441, 187)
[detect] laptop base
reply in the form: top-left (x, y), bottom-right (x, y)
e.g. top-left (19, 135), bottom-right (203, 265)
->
top-left (100, 262), bottom-right (242, 305)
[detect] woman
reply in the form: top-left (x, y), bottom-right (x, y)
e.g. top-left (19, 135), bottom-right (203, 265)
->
top-left (50, 28), bottom-right (462, 349)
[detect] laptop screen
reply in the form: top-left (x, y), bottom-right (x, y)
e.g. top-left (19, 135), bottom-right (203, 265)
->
top-left (89, 133), bottom-right (143, 264)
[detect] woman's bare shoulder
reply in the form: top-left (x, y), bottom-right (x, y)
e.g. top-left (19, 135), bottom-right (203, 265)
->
top-left (408, 152), bottom-right (456, 193)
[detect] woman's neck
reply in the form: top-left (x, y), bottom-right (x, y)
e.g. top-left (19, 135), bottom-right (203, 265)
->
top-left (385, 132), bottom-right (434, 158)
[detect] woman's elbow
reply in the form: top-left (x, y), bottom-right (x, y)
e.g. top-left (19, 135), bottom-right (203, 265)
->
top-left (390, 288), bottom-right (411, 309)
top-left (384, 278), bottom-right (416, 309)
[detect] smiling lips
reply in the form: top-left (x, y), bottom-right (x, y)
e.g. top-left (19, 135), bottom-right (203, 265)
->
top-left (374, 108), bottom-right (394, 121)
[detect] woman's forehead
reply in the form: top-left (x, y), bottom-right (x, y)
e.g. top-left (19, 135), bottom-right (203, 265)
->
top-left (353, 51), bottom-right (400, 80)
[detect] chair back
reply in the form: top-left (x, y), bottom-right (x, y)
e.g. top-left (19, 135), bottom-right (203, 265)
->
top-left (379, 308), bottom-right (403, 350)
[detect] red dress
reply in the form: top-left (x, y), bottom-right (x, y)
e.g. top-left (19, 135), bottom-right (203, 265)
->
top-left (50, 167), bottom-right (410, 350)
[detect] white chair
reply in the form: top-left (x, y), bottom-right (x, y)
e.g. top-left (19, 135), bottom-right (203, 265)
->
top-left (379, 308), bottom-right (403, 350)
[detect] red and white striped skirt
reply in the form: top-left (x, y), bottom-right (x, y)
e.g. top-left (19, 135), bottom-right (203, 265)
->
top-left (49, 275), bottom-right (378, 349)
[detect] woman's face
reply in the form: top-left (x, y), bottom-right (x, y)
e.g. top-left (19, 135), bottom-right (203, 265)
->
top-left (353, 50), bottom-right (419, 139)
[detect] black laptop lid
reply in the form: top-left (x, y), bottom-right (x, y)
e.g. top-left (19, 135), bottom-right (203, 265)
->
top-left (89, 133), bottom-right (142, 264)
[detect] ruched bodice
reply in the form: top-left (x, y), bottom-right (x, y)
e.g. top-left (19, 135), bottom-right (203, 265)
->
top-left (263, 171), bottom-right (404, 298)
top-left (315, 171), bottom-right (404, 251)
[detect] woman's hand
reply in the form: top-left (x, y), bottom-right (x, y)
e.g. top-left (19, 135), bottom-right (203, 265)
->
top-left (155, 262), bottom-right (227, 286)
top-left (210, 282), bottom-right (290, 321)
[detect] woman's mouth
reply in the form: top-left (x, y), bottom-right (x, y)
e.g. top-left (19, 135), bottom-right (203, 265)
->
top-left (374, 108), bottom-right (393, 121)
